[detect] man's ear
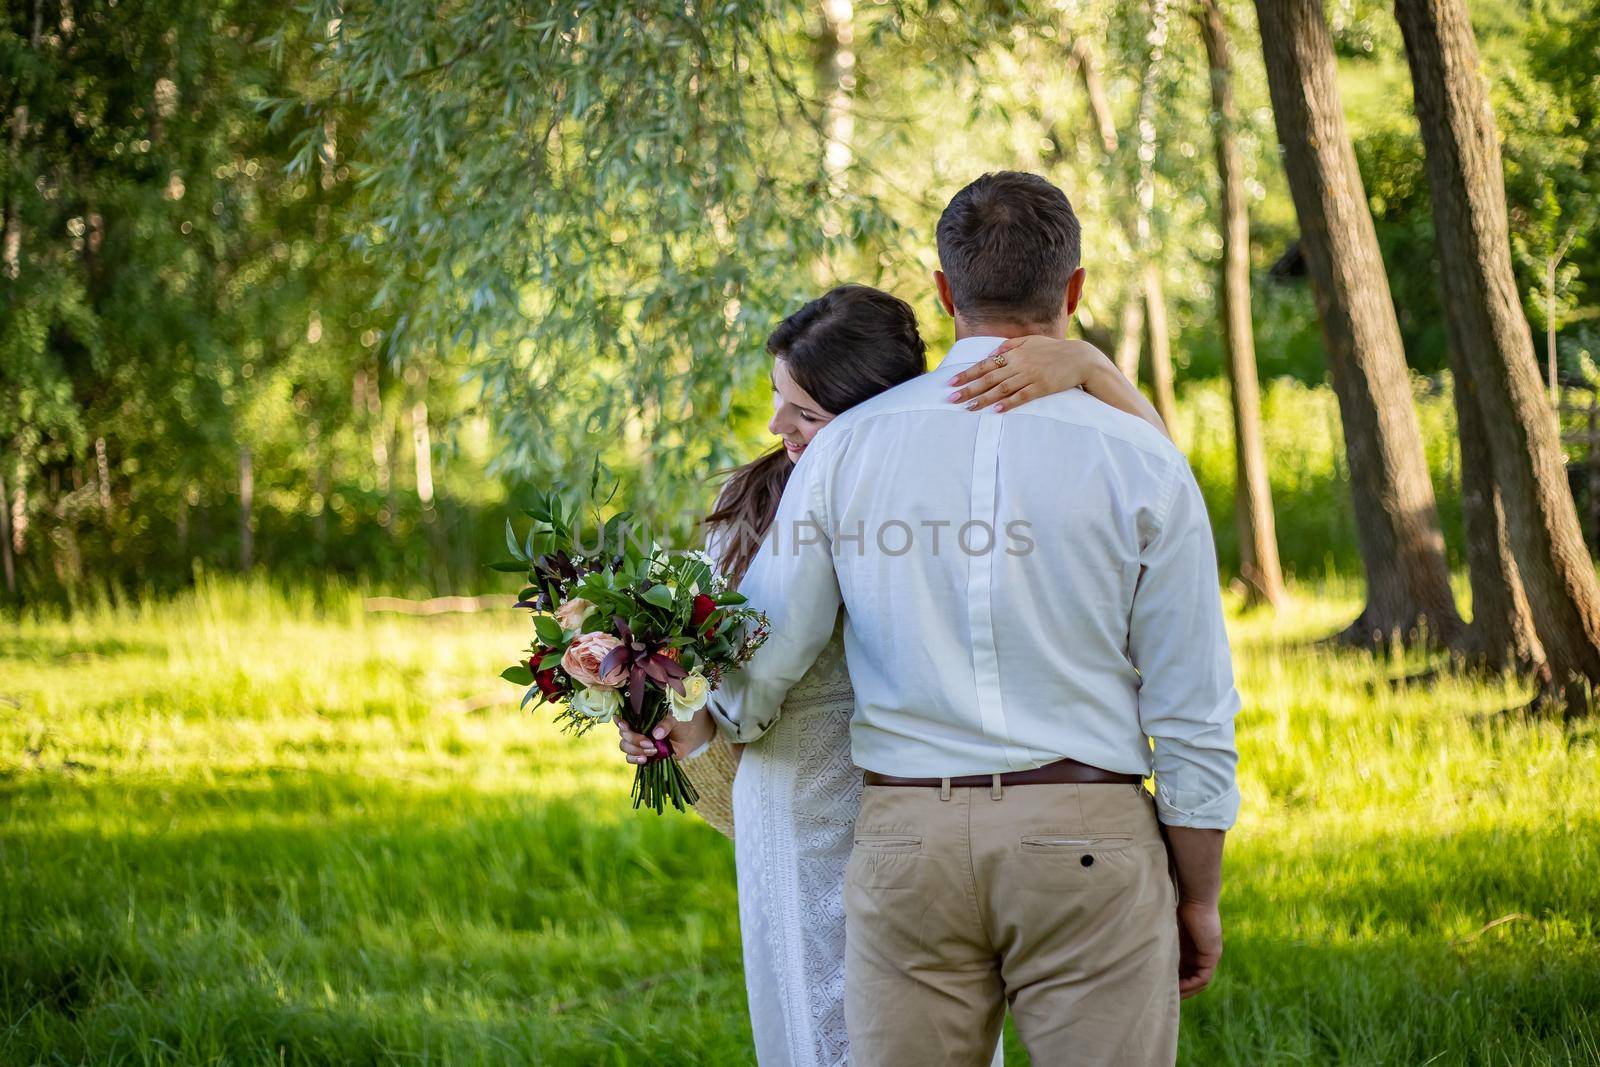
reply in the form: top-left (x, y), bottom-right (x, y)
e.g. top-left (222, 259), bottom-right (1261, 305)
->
top-left (934, 270), bottom-right (956, 317)
top-left (1063, 267), bottom-right (1087, 319)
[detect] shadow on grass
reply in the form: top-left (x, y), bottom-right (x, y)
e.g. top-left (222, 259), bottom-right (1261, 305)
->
top-left (1, 770), bottom-right (744, 1064)
top-left (0, 632), bottom-right (172, 664)
top-left (3, 771), bottom-right (1598, 1065)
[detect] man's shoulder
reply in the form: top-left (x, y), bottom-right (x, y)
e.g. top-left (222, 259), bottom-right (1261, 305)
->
top-left (807, 370), bottom-right (1184, 474)
top-left (1025, 390), bottom-right (1183, 464)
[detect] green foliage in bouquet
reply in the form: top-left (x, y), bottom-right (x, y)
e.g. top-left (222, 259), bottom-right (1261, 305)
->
top-left (496, 491), bottom-right (769, 813)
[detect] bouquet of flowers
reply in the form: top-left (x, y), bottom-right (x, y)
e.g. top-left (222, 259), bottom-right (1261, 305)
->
top-left (496, 492), bottom-right (770, 813)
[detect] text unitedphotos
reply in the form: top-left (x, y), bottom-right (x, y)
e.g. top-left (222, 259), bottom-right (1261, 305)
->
top-left (563, 517), bottom-right (1042, 558)
top-left (754, 517), bottom-right (1037, 557)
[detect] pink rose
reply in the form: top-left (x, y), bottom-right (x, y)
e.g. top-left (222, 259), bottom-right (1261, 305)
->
top-left (553, 597), bottom-right (596, 631)
top-left (561, 632), bottom-right (627, 688)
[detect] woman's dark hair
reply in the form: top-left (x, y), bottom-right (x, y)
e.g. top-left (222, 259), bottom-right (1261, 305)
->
top-left (706, 284), bottom-right (926, 582)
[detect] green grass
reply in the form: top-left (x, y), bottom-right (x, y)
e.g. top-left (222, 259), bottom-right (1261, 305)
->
top-left (2, 578), bottom-right (1598, 1065)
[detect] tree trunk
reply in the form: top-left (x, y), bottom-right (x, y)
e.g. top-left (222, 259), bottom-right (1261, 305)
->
top-left (1455, 368), bottom-right (1546, 675)
top-left (3, 95), bottom-right (26, 280)
top-left (1072, 27), bottom-right (1169, 399)
top-left (1396, 0), bottom-right (1600, 711)
top-left (1255, 0), bottom-right (1462, 646)
top-left (411, 398), bottom-right (435, 512)
top-left (1544, 229), bottom-right (1573, 408)
top-left (815, 0), bottom-right (855, 280)
top-left (1197, 0), bottom-right (1286, 609)
top-left (1203, 0), bottom-right (1286, 604)
top-left (3, 0), bottom-right (43, 280)
top-left (10, 458), bottom-right (27, 558)
top-left (1114, 283), bottom-right (1146, 383)
top-left (0, 465), bottom-right (13, 594)
top-left (1131, 0), bottom-right (1171, 400)
top-left (819, 0), bottom-right (855, 196)
top-left (1143, 261), bottom-right (1179, 432)
top-left (239, 447), bottom-right (254, 572)
top-left (94, 436), bottom-right (110, 512)
top-left (1070, 39), bottom-right (1119, 156)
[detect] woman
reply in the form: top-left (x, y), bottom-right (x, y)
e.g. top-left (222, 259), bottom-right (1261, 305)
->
top-left (617, 284), bottom-right (1168, 1067)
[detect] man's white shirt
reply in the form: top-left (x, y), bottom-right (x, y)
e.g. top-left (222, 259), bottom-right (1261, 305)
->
top-left (711, 335), bottom-right (1241, 830)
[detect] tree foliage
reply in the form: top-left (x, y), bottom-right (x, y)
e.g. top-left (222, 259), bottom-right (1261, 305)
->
top-left (3, 0), bottom-right (1599, 600)
top-left (276, 0), bottom-right (908, 531)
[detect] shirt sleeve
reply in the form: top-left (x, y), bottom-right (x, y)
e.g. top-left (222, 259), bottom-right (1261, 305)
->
top-left (708, 436), bottom-right (844, 743)
top-left (1128, 455), bottom-right (1242, 830)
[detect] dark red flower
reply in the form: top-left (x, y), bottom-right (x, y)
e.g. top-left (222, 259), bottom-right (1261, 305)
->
top-left (530, 651), bottom-right (565, 700)
top-left (691, 594), bottom-right (718, 632)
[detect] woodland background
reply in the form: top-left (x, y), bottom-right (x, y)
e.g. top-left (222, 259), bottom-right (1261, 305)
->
top-left (2, 1), bottom-right (1598, 1063)
top-left (2, 0), bottom-right (1595, 605)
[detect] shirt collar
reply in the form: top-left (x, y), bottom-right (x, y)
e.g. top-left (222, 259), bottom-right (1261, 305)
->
top-left (935, 336), bottom-right (1007, 371)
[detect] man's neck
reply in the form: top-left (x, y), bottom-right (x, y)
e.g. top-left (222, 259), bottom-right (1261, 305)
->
top-left (953, 315), bottom-right (1064, 341)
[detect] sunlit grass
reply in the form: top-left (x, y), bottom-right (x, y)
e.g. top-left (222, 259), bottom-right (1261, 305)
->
top-left (2, 577), bottom-right (1597, 1064)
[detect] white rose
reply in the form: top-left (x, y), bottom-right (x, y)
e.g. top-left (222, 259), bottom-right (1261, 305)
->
top-left (668, 671), bottom-right (710, 721)
top-left (569, 685), bottom-right (621, 723)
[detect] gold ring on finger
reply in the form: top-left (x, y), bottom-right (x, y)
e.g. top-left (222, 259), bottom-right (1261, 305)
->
top-left (992, 351), bottom-right (1008, 368)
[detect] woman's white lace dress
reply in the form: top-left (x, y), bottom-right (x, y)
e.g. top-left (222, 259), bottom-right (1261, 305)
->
top-left (733, 613), bottom-right (861, 1067)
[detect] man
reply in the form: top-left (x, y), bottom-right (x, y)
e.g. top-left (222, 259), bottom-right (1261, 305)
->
top-left (686, 171), bottom-right (1240, 1065)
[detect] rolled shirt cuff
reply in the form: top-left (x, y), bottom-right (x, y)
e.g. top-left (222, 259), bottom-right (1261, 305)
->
top-left (706, 698), bottom-right (745, 742)
top-left (707, 695), bottom-right (772, 744)
top-left (1154, 781), bottom-right (1240, 830)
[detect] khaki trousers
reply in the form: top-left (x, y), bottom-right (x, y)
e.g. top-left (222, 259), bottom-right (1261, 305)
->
top-left (843, 781), bottom-right (1180, 1066)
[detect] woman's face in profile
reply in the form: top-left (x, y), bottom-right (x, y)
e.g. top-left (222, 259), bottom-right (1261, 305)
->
top-left (768, 358), bottom-right (835, 464)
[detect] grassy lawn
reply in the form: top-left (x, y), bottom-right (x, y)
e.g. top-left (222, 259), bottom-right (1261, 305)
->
top-left (2, 577), bottom-right (1597, 1065)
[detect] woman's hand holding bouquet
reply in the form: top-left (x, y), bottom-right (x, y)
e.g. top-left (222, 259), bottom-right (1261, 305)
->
top-left (497, 492), bottom-right (769, 813)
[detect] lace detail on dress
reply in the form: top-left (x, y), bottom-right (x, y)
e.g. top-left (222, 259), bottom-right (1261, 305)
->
top-left (787, 629), bottom-right (858, 1067)
top-left (736, 615), bottom-right (859, 1067)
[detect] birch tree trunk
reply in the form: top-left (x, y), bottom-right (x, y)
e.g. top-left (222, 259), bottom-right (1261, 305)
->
top-left (1072, 21), bottom-right (1173, 399)
top-left (411, 398), bottom-right (435, 513)
top-left (1197, 0), bottom-right (1286, 609)
top-left (94, 437), bottom-right (110, 512)
top-left (1143, 261), bottom-right (1179, 433)
top-left (1134, 2), bottom-right (1179, 420)
top-left (239, 447), bottom-right (254, 572)
top-left (1114, 290), bottom-right (1146, 383)
top-left (2, 0), bottom-right (42, 280)
top-left (1075, 39), bottom-right (1146, 385)
top-left (10, 459), bottom-right (28, 560)
top-left (819, 0), bottom-right (854, 198)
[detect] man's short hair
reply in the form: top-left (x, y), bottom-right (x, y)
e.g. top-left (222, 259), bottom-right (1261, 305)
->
top-left (935, 172), bottom-right (1082, 326)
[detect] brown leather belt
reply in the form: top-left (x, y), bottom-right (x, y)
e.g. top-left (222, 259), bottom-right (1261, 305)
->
top-left (864, 757), bottom-right (1142, 789)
